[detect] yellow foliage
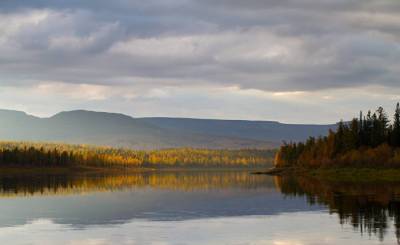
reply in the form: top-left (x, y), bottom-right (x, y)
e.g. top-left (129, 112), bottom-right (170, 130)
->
top-left (0, 141), bottom-right (275, 168)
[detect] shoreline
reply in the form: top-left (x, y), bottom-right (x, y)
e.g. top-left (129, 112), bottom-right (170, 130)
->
top-left (253, 167), bottom-right (400, 182)
top-left (0, 166), bottom-right (267, 175)
top-left (0, 166), bottom-right (158, 175)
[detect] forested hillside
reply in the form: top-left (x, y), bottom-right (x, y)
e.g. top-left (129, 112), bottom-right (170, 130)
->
top-left (275, 104), bottom-right (400, 168)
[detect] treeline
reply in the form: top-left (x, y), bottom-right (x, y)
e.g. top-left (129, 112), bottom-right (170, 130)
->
top-left (0, 141), bottom-right (275, 168)
top-left (275, 103), bottom-right (400, 168)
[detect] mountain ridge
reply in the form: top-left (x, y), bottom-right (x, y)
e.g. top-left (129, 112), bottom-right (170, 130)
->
top-left (0, 109), bottom-right (336, 149)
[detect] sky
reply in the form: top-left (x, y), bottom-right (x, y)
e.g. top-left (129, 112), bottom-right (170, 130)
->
top-left (0, 0), bottom-right (399, 124)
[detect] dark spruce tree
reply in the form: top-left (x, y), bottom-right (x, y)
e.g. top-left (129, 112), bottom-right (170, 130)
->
top-left (393, 103), bottom-right (400, 147)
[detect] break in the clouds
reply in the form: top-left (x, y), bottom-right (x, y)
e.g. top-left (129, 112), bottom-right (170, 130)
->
top-left (0, 0), bottom-right (399, 123)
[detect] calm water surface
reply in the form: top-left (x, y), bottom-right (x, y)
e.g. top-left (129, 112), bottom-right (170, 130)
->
top-left (0, 171), bottom-right (399, 244)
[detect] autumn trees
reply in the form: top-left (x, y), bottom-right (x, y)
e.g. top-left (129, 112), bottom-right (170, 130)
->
top-left (0, 142), bottom-right (275, 168)
top-left (275, 104), bottom-right (400, 168)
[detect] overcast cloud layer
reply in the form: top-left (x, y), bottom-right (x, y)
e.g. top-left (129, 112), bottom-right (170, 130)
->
top-left (0, 0), bottom-right (399, 123)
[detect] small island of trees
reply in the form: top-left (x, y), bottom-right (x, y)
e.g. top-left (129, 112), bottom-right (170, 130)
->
top-left (275, 103), bottom-right (400, 168)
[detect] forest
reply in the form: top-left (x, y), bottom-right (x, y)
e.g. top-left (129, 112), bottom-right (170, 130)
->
top-left (0, 141), bottom-right (275, 168)
top-left (275, 103), bottom-right (400, 168)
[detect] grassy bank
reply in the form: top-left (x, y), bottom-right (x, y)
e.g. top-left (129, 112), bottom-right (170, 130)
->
top-left (308, 167), bottom-right (400, 182)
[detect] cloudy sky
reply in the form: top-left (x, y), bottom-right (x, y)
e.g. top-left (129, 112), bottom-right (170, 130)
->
top-left (0, 0), bottom-right (399, 123)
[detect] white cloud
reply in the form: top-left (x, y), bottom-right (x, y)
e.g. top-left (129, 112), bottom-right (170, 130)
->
top-left (35, 82), bottom-right (111, 101)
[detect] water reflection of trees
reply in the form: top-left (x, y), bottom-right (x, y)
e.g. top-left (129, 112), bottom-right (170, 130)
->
top-left (276, 176), bottom-right (400, 243)
top-left (0, 171), bottom-right (274, 197)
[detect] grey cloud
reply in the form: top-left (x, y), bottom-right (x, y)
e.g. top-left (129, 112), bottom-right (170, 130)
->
top-left (0, 0), bottom-right (399, 92)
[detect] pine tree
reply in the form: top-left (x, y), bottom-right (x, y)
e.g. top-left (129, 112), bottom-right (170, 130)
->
top-left (334, 121), bottom-right (345, 154)
top-left (393, 103), bottom-right (400, 147)
top-left (376, 106), bottom-right (389, 145)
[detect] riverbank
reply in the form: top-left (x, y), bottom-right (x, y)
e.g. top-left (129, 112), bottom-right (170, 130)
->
top-left (0, 166), bottom-right (266, 175)
top-left (254, 167), bottom-right (400, 182)
top-left (0, 166), bottom-right (158, 175)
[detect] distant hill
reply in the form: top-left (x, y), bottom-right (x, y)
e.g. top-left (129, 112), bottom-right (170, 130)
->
top-left (0, 109), bottom-right (336, 149)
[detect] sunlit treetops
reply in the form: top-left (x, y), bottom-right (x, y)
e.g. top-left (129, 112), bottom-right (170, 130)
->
top-left (0, 141), bottom-right (275, 168)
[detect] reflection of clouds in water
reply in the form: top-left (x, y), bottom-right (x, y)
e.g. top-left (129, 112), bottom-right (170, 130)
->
top-left (68, 239), bottom-right (109, 245)
top-left (272, 241), bottom-right (303, 245)
top-left (1, 174), bottom-right (400, 244)
top-left (0, 214), bottom-right (396, 245)
top-left (0, 173), bottom-right (321, 229)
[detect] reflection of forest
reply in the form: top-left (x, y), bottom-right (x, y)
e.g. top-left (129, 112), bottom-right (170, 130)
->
top-left (276, 175), bottom-right (400, 243)
top-left (0, 171), bottom-right (275, 197)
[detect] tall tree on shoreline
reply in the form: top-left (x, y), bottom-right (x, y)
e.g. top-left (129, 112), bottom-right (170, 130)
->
top-left (393, 103), bottom-right (400, 147)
